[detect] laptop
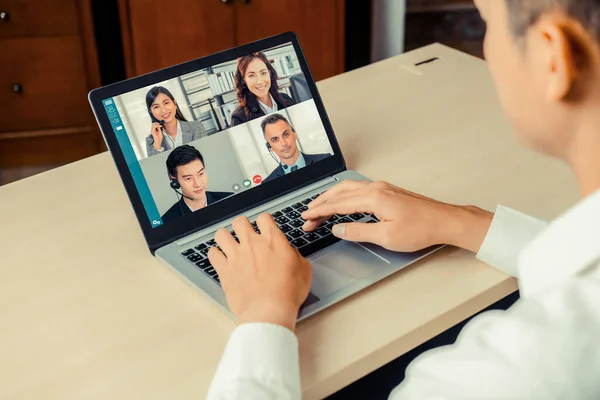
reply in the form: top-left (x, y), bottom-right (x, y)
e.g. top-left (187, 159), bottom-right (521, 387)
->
top-left (88, 32), bottom-right (442, 321)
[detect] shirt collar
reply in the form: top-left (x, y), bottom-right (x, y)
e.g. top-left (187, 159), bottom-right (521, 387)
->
top-left (518, 189), bottom-right (600, 297)
top-left (258, 93), bottom-right (278, 114)
top-left (163, 121), bottom-right (182, 146)
top-left (283, 152), bottom-right (305, 174)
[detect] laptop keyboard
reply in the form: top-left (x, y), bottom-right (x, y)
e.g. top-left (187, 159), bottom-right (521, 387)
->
top-left (180, 192), bottom-right (379, 294)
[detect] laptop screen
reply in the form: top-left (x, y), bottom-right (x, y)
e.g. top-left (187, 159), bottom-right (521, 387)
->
top-left (100, 42), bottom-right (334, 228)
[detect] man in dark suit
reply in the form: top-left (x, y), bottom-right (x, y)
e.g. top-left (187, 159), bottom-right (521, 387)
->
top-left (161, 145), bottom-right (233, 223)
top-left (261, 114), bottom-right (330, 184)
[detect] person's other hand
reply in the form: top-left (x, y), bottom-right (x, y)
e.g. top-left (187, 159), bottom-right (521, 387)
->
top-left (208, 214), bottom-right (312, 332)
top-left (302, 180), bottom-right (493, 253)
top-left (151, 122), bottom-right (163, 150)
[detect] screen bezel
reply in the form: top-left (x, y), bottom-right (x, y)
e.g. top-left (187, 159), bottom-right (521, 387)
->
top-left (88, 32), bottom-right (346, 253)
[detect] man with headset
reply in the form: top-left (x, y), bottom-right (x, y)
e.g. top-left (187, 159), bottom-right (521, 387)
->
top-left (261, 114), bottom-right (330, 184)
top-left (161, 145), bottom-right (233, 223)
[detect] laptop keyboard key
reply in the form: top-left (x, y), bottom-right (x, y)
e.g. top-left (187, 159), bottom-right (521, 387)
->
top-left (205, 267), bottom-right (217, 276)
top-left (187, 253), bottom-right (202, 262)
top-left (338, 216), bottom-right (353, 224)
top-left (285, 234), bottom-right (294, 242)
top-left (275, 216), bottom-right (290, 225)
top-left (200, 248), bottom-right (210, 256)
top-left (279, 224), bottom-right (292, 234)
top-left (272, 211), bottom-right (283, 218)
top-left (282, 207), bottom-right (294, 214)
top-left (349, 213), bottom-right (365, 221)
top-left (289, 229), bottom-right (304, 239)
top-left (298, 205), bottom-right (308, 213)
top-left (291, 238), bottom-right (308, 248)
top-left (315, 227), bottom-right (331, 237)
top-left (195, 259), bottom-right (211, 270)
top-left (182, 249), bottom-right (195, 256)
top-left (289, 219), bottom-right (304, 228)
top-left (194, 243), bottom-right (207, 251)
top-left (286, 211), bottom-right (301, 220)
top-left (327, 215), bottom-right (339, 223)
top-left (302, 198), bottom-right (312, 205)
top-left (292, 202), bottom-right (304, 210)
top-left (298, 233), bottom-right (341, 258)
top-left (206, 239), bottom-right (216, 246)
top-left (303, 232), bottom-right (320, 243)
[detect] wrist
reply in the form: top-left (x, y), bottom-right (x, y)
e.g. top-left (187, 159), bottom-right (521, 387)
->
top-left (439, 204), bottom-right (494, 253)
top-left (236, 302), bottom-right (298, 332)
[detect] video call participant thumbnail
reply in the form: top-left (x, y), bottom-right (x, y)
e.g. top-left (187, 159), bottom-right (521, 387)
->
top-left (261, 114), bottom-right (330, 184)
top-left (230, 52), bottom-right (296, 126)
top-left (162, 145), bottom-right (233, 223)
top-left (146, 86), bottom-right (208, 157)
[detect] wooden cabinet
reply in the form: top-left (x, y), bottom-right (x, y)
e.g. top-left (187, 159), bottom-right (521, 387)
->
top-left (119, 0), bottom-right (345, 81)
top-left (0, 0), bottom-right (103, 168)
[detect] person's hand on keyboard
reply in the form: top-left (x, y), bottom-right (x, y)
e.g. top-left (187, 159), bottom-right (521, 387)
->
top-left (301, 180), bottom-right (493, 253)
top-left (208, 214), bottom-right (312, 332)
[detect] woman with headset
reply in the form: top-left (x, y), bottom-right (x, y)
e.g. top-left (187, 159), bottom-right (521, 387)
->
top-left (230, 52), bottom-right (296, 127)
top-left (145, 86), bottom-right (208, 157)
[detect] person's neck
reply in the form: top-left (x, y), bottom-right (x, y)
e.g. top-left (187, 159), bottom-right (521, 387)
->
top-left (564, 110), bottom-right (600, 197)
top-left (164, 119), bottom-right (178, 138)
top-left (258, 93), bottom-right (273, 108)
top-left (183, 193), bottom-right (207, 211)
top-left (282, 150), bottom-right (300, 167)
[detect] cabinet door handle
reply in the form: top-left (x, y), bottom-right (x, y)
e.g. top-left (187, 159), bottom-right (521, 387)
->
top-left (0, 11), bottom-right (9, 22)
top-left (11, 83), bottom-right (23, 94)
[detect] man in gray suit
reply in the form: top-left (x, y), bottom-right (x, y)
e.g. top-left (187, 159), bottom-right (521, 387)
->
top-left (145, 86), bottom-right (208, 157)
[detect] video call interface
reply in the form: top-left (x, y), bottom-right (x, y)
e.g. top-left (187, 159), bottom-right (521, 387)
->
top-left (102, 43), bottom-right (334, 228)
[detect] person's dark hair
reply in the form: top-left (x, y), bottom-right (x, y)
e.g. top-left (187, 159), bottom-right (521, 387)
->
top-left (260, 113), bottom-right (295, 136)
top-left (234, 52), bottom-right (292, 119)
top-left (146, 86), bottom-right (187, 123)
top-left (166, 145), bottom-right (204, 178)
top-left (505, 0), bottom-right (600, 42)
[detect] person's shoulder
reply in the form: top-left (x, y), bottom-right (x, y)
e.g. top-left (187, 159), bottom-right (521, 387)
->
top-left (263, 166), bottom-right (283, 183)
top-left (181, 119), bottom-right (207, 136)
top-left (231, 107), bottom-right (246, 126)
top-left (280, 92), bottom-right (296, 106)
top-left (304, 152), bottom-right (330, 163)
top-left (161, 202), bottom-right (182, 223)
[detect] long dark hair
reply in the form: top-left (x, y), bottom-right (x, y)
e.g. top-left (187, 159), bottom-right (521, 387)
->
top-left (146, 86), bottom-right (187, 123)
top-left (234, 52), bottom-right (291, 119)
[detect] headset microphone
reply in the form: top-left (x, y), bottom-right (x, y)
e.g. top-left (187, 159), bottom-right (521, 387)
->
top-left (168, 172), bottom-right (195, 217)
top-left (265, 142), bottom-right (289, 170)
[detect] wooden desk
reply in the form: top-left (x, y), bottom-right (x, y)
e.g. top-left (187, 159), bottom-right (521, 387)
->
top-left (0, 44), bottom-right (579, 399)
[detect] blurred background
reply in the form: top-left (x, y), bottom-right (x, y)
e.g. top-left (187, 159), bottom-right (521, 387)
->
top-left (0, 0), bottom-right (485, 186)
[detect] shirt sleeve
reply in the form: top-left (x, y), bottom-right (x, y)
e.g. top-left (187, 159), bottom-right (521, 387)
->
top-left (476, 205), bottom-right (549, 277)
top-left (206, 323), bottom-right (301, 400)
top-left (389, 274), bottom-right (600, 400)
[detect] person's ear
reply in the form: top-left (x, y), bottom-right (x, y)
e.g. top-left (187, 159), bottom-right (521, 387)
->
top-left (530, 18), bottom-right (581, 102)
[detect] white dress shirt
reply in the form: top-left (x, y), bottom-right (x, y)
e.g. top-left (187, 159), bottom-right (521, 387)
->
top-left (157, 121), bottom-right (183, 152)
top-left (258, 93), bottom-right (278, 115)
top-left (207, 190), bottom-right (600, 399)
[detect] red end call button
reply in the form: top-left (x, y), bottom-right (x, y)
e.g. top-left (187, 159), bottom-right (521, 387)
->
top-left (252, 175), bottom-right (263, 184)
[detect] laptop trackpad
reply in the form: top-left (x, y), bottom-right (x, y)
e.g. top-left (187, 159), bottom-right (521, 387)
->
top-left (309, 241), bottom-right (390, 297)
